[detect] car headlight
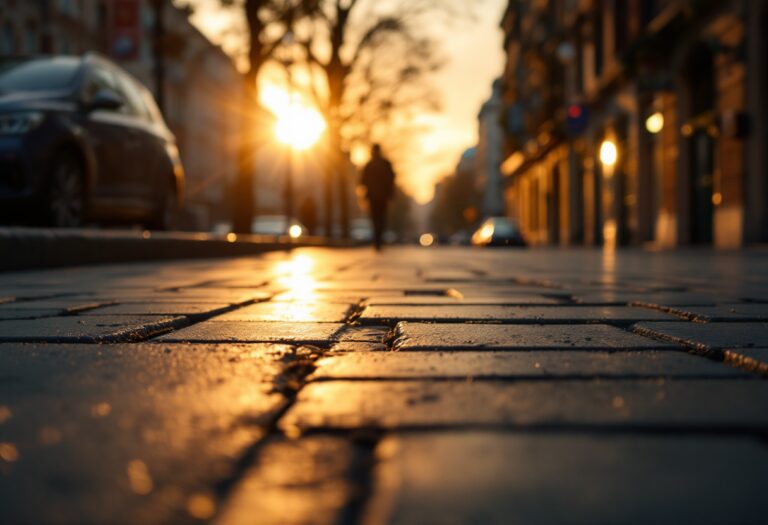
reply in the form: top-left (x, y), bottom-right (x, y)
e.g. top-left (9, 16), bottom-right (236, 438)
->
top-left (0, 112), bottom-right (45, 135)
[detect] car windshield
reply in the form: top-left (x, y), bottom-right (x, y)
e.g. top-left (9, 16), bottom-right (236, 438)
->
top-left (0, 57), bottom-right (80, 93)
top-left (491, 218), bottom-right (518, 236)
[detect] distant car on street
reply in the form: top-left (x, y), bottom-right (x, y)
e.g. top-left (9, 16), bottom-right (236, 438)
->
top-left (471, 217), bottom-right (527, 247)
top-left (350, 217), bottom-right (374, 242)
top-left (0, 54), bottom-right (184, 228)
top-left (251, 215), bottom-right (307, 238)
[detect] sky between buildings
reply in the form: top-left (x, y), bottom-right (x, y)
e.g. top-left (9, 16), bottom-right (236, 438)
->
top-left (187, 0), bottom-right (507, 204)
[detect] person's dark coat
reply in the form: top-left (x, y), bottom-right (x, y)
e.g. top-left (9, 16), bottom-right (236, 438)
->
top-left (361, 155), bottom-right (395, 204)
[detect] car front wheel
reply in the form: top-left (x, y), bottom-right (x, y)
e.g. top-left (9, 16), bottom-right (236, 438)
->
top-left (47, 153), bottom-right (86, 228)
top-left (147, 179), bottom-right (178, 231)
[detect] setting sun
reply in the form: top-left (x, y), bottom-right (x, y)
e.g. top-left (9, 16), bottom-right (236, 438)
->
top-left (275, 105), bottom-right (326, 150)
top-left (261, 85), bottom-right (326, 151)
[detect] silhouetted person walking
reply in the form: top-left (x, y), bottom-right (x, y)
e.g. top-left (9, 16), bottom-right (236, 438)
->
top-left (361, 144), bottom-right (396, 250)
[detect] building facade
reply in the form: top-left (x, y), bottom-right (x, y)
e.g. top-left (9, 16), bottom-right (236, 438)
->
top-left (0, 0), bottom-right (244, 229)
top-left (476, 79), bottom-right (506, 218)
top-left (499, 0), bottom-right (768, 248)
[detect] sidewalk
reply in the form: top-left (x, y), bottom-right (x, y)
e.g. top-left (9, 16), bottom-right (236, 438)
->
top-left (0, 246), bottom-right (767, 524)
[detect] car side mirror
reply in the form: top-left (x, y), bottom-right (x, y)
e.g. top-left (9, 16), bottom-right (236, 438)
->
top-left (87, 89), bottom-right (124, 112)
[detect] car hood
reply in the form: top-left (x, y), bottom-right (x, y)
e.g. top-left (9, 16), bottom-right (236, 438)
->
top-left (0, 91), bottom-right (75, 113)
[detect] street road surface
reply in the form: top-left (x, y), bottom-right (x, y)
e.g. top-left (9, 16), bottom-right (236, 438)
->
top-left (0, 247), bottom-right (767, 524)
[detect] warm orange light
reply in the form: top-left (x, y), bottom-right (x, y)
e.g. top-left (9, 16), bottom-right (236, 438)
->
top-left (599, 140), bottom-right (618, 168)
top-left (273, 255), bottom-right (318, 302)
top-left (645, 112), bottom-right (664, 134)
top-left (262, 84), bottom-right (326, 150)
top-left (419, 233), bottom-right (434, 247)
top-left (472, 223), bottom-right (495, 245)
top-left (288, 224), bottom-right (303, 239)
top-left (275, 106), bottom-right (325, 150)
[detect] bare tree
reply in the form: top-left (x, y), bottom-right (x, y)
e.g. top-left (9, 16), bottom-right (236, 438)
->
top-left (183, 0), bottom-right (311, 232)
top-left (292, 0), bottom-right (457, 237)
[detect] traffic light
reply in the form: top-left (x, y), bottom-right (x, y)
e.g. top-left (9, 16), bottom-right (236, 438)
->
top-left (566, 103), bottom-right (588, 136)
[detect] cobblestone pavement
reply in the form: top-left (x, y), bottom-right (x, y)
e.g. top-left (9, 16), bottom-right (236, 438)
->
top-left (1, 247), bottom-right (767, 525)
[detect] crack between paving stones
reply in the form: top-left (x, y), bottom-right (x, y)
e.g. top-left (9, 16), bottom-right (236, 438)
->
top-left (310, 374), bottom-right (755, 382)
top-left (629, 324), bottom-right (725, 360)
top-left (623, 324), bottom-right (768, 377)
top-left (208, 345), bottom-right (328, 519)
top-left (630, 302), bottom-right (710, 323)
top-left (334, 432), bottom-right (381, 525)
top-left (206, 344), bottom-right (383, 525)
top-left (297, 423), bottom-right (768, 438)
top-left (343, 301), bottom-right (368, 324)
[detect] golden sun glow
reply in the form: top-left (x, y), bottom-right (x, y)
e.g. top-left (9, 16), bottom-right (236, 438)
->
top-left (272, 254), bottom-right (319, 302)
top-left (261, 85), bottom-right (326, 151)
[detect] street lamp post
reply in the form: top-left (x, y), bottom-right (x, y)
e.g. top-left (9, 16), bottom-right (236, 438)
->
top-left (599, 137), bottom-right (619, 248)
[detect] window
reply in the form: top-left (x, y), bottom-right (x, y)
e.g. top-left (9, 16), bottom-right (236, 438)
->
top-left (114, 72), bottom-right (151, 120)
top-left (24, 25), bottom-right (38, 54)
top-left (96, 2), bottom-right (108, 31)
top-left (1, 22), bottom-right (16, 55)
top-left (57, 0), bottom-right (78, 17)
top-left (140, 87), bottom-right (165, 125)
top-left (593, 2), bottom-right (604, 77)
top-left (59, 37), bottom-right (71, 55)
top-left (82, 65), bottom-right (119, 105)
top-left (0, 57), bottom-right (80, 92)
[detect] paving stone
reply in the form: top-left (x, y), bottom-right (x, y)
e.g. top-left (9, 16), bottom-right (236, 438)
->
top-left (0, 316), bottom-right (186, 343)
top-left (448, 286), bottom-right (569, 298)
top-left (0, 299), bottom-right (114, 311)
top-left (328, 342), bottom-right (389, 353)
top-left (152, 289), bottom-right (271, 304)
top-left (83, 293), bottom-right (268, 305)
top-left (312, 351), bottom-right (744, 379)
top-left (314, 282), bottom-right (449, 292)
top-left (79, 303), bottom-right (233, 317)
top-left (214, 436), bottom-right (356, 525)
top-left (635, 322), bottom-right (768, 349)
top-left (666, 303), bottom-right (768, 322)
top-left (271, 292), bottom-right (366, 303)
top-left (155, 321), bottom-right (344, 345)
top-left (420, 270), bottom-right (483, 281)
top-left (0, 289), bottom-right (71, 300)
top-left (365, 295), bottom-right (560, 305)
top-left (335, 325), bottom-right (391, 343)
top-left (393, 322), bottom-right (675, 350)
top-left (212, 302), bottom-right (353, 322)
top-left (361, 305), bottom-right (677, 324)
top-left (362, 433), bottom-right (768, 525)
top-left (572, 291), bottom-right (725, 305)
top-left (0, 343), bottom-right (290, 525)
top-left (0, 309), bottom-right (63, 320)
top-left (281, 379), bottom-right (768, 431)
top-left (193, 279), bottom-right (269, 288)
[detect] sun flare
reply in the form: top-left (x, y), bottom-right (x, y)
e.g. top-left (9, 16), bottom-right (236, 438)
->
top-left (262, 85), bottom-right (326, 151)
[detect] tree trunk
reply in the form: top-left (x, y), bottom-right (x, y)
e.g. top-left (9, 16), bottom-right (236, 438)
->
top-left (330, 124), bottom-right (350, 239)
top-left (232, 73), bottom-right (258, 234)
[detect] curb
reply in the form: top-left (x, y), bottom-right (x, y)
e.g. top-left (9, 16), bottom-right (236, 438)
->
top-left (0, 227), bottom-right (358, 272)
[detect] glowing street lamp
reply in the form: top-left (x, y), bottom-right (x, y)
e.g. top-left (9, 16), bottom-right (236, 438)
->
top-left (599, 139), bottom-right (618, 169)
top-left (645, 112), bottom-right (664, 134)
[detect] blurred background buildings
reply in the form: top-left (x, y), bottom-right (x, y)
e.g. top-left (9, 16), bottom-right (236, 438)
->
top-left (497, 0), bottom-right (768, 248)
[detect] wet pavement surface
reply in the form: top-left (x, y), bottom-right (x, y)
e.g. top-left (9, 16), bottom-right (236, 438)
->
top-left (0, 246), bottom-right (767, 524)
